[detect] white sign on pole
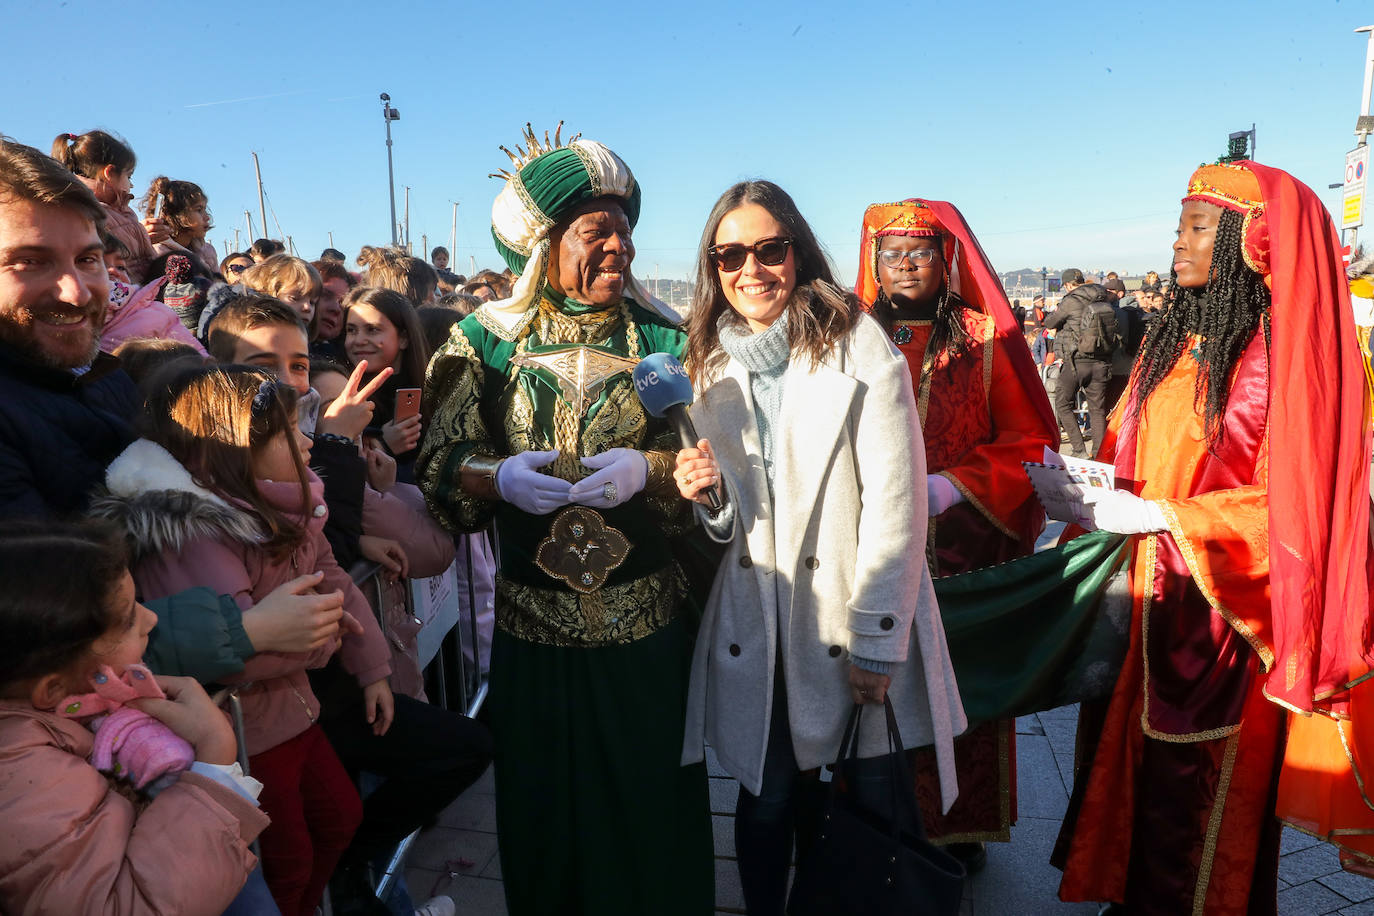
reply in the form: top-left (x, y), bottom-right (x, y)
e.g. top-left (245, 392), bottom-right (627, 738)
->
top-left (1343, 145), bottom-right (1370, 229)
top-left (412, 561), bottom-right (460, 669)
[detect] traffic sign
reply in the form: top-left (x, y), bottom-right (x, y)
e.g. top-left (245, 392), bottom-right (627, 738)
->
top-left (1344, 146), bottom-right (1370, 229)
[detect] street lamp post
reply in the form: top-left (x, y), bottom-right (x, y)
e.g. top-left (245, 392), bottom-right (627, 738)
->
top-left (381, 93), bottom-right (401, 246)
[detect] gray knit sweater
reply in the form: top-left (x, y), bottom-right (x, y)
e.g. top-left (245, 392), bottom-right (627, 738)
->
top-left (717, 312), bottom-right (790, 495)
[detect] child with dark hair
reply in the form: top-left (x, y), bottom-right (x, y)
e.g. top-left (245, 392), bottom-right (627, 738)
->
top-left (112, 337), bottom-right (205, 389)
top-left (250, 238), bottom-right (286, 262)
top-left (142, 176), bottom-right (217, 274)
top-left (93, 365), bottom-right (394, 916)
top-left (0, 518), bottom-right (270, 913)
top-left (52, 130), bottom-right (167, 283)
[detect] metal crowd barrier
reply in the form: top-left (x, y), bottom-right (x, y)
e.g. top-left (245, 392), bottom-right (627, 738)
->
top-left (346, 544), bottom-right (490, 903)
top-left (219, 548), bottom-right (491, 911)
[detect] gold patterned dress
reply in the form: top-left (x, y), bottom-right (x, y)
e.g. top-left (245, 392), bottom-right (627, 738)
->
top-left (418, 295), bottom-right (714, 915)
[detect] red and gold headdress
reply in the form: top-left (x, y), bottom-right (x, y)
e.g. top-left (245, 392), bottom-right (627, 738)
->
top-left (1182, 162), bottom-right (1270, 279)
top-left (854, 197), bottom-right (1058, 435)
top-left (855, 201), bottom-right (955, 307)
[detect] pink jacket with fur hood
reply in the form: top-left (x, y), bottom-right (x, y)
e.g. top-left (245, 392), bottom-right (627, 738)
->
top-left (93, 440), bottom-right (392, 756)
top-left (0, 700), bottom-right (268, 914)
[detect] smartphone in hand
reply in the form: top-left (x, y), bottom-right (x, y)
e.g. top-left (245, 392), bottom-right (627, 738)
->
top-left (394, 388), bottom-right (421, 421)
top-left (153, 193), bottom-right (165, 219)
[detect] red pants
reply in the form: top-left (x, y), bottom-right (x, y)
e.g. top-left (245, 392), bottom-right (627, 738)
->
top-left (251, 724), bottom-right (362, 916)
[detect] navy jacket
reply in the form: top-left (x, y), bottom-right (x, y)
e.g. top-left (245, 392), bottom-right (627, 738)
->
top-left (0, 343), bottom-right (138, 518)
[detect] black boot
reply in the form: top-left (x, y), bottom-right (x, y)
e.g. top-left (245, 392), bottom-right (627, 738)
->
top-left (326, 859), bottom-right (390, 916)
top-left (945, 841), bottom-right (988, 875)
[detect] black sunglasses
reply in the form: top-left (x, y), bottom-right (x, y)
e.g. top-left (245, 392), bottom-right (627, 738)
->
top-left (708, 236), bottom-right (793, 272)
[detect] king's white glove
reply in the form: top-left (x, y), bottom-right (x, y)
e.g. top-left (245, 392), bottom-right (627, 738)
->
top-left (1080, 488), bottom-right (1167, 535)
top-left (495, 449), bottom-right (573, 515)
top-left (568, 448), bottom-right (648, 509)
top-left (927, 474), bottom-right (966, 516)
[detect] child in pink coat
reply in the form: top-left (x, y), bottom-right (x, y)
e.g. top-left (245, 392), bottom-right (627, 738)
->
top-left (93, 364), bottom-right (393, 916)
top-left (0, 519), bottom-right (269, 915)
top-left (102, 252), bottom-right (208, 355)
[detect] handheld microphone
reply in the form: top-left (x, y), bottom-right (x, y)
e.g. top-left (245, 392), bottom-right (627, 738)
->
top-left (632, 353), bottom-right (722, 511)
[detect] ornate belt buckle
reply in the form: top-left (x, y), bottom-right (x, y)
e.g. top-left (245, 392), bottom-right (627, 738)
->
top-left (535, 506), bottom-right (631, 594)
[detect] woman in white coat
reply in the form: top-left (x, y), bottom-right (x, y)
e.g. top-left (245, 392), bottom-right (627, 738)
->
top-left (676, 180), bottom-right (965, 915)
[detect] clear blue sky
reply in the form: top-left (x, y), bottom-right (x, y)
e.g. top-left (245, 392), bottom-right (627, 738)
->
top-left (5, 0), bottom-right (1369, 285)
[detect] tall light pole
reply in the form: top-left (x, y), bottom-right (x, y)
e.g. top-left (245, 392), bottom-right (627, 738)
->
top-left (381, 93), bottom-right (401, 246)
top-left (1347, 26), bottom-right (1374, 250)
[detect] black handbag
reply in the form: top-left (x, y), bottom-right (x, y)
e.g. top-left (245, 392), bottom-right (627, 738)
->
top-left (787, 699), bottom-right (966, 916)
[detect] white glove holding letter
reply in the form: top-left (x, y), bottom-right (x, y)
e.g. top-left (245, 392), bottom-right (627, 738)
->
top-left (496, 449), bottom-right (573, 515)
top-left (1079, 488), bottom-right (1168, 535)
top-left (568, 448), bottom-right (648, 509)
top-left (927, 474), bottom-right (966, 516)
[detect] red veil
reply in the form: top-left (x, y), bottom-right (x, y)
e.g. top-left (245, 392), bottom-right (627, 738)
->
top-left (854, 198), bottom-right (1058, 437)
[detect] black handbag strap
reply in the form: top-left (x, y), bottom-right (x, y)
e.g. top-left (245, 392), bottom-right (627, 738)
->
top-left (825, 698), bottom-right (918, 842)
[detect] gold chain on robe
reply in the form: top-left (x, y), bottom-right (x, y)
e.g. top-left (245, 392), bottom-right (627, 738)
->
top-left (515, 299), bottom-right (641, 479)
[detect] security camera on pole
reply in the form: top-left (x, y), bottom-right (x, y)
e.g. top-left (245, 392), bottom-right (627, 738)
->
top-left (381, 93), bottom-right (401, 246)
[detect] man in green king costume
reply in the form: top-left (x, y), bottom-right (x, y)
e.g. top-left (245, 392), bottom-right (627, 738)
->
top-left (418, 125), bottom-right (714, 914)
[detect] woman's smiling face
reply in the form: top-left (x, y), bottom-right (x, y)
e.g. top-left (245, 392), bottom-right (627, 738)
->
top-left (714, 203), bottom-right (796, 333)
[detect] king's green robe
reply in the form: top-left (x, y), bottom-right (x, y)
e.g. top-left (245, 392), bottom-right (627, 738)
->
top-left (418, 297), bottom-right (714, 915)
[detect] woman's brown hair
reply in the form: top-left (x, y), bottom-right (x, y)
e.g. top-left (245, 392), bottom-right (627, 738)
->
top-left (356, 245), bottom-right (438, 306)
top-left (685, 180), bottom-right (860, 386)
top-left (342, 286), bottom-right (431, 389)
top-left (141, 364), bottom-right (310, 560)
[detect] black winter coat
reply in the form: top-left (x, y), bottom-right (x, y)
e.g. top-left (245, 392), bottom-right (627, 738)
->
top-left (0, 344), bottom-right (138, 518)
top-left (1045, 283), bottom-right (1121, 361)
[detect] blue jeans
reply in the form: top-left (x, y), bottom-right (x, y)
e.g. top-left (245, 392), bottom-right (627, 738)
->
top-left (734, 675), bottom-right (918, 916)
top-left (221, 864), bottom-right (280, 916)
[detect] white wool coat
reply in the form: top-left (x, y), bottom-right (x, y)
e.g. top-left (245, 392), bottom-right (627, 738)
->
top-left (681, 314), bottom-right (966, 811)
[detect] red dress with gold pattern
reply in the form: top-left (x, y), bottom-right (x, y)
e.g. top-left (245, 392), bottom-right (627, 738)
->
top-left (1052, 334), bottom-right (1286, 914)
top-left (899, 305), bottom-right (1057, 842)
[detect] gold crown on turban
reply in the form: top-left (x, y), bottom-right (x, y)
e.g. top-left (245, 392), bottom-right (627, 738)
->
top-left (873, 203), bottom-right (942, 237)
top-left (488, 121), bottom-right (583, 180)
top-left (1182, 163), bottom-right (1270, 278)
top-left (1183, 163), bottom-right (1264, 216)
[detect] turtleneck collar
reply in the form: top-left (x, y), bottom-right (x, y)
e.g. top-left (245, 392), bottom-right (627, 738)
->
top-left (717, 309), bottom-right (791, 374)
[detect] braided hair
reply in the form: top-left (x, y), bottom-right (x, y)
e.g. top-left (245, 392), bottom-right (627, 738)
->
top-left (1132, 207), bottom-right (1271, 448)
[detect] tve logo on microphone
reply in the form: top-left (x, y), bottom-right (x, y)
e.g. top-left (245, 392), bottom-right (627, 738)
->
top-left (633, 354), bottom-right (689, 394)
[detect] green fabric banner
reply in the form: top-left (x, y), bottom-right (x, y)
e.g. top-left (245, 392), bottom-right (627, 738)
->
top-left (933, 530), bottom-right (1132, 725)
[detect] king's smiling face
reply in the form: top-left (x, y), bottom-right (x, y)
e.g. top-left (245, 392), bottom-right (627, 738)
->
top-left (0, 196), bottom-right (110, 370)
top-left (547, 197), bottom-right (634, 308)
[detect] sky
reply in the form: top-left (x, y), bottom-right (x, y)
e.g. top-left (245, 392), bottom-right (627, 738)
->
top-left (6, 0), bottom-right (1372, 287)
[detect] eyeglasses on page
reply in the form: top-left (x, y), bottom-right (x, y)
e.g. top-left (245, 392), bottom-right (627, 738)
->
top-left (708, 236), bottom-right (793, 272)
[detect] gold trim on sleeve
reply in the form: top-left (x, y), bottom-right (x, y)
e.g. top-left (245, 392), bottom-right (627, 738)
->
top-left (1156, 501), bottom-right (1275, 672)
top-left (1139, 533), bottom-right (1242, 744)
top-left (642, 449), bottom-right (678, 498)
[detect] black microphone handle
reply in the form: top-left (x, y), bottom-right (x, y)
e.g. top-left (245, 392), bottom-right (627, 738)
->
top-left (664, 404), bottom-right (722, 511)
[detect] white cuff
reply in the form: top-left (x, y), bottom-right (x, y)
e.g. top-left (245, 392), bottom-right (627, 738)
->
top-left (190, 761), bottom-right (264, 803)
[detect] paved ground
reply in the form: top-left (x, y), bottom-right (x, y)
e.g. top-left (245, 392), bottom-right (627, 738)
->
top-left (399, 515), bottom-right (1374, 913)
top-left (401, 701), bottom-right (1374, 914)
